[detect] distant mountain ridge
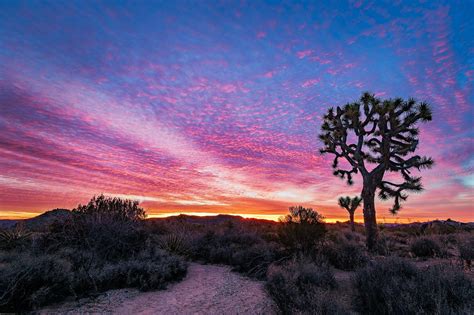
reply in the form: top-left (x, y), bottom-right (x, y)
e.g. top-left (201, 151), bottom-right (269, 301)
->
top-left (0, 208), bottom-right (71, 231)
top-left (382, 219), bottom-right (474, 233)
top-left (148, 214), bottom-right (277, 225)
top-left (0, 210), bottom-right (472, 231)
top-left (23, 208), bottom-right (71, 230)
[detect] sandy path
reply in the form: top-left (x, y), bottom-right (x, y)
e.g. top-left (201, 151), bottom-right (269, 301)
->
top-left (41, 263), bottom-right (277, 314)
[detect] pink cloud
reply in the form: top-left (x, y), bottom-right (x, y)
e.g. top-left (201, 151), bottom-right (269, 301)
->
top-left (162, 96), bottom-right (177, 104)
top-left (296, 50), bottom-right (313, 59)
top-left (220, 84), bottom-right (237, 93)
top-left (302, 78), bottom-right (320, 88)
top-left (263, 71), bottom-right (276, 78)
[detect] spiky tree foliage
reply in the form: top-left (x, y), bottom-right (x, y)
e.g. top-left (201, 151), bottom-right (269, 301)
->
top-left (338, 196), bottom-right (362, 231)
top-left (320, 92), bottom-right (434, 249)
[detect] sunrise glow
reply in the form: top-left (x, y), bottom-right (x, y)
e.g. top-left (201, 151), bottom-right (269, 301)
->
top-left (0, 1), bottom-right (473, 222)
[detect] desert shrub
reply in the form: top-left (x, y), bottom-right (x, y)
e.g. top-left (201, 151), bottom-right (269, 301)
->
top-left (73, 194), bottom-right (146, 222)
top-left (410, 237), bottom-right (442, 258)
top-left (95, 250), bottom-right (187, 291)
top-left (0, 225), bottom-right (32, 250)
top-left (62, 245), bottom-right (187, 295)
top-left (353, 257), bottom-right (474, 314)
top-left (343, 230), bottom-right (363, 243)
top-left (0, 195), bottom-right (191, 312)
top-left (0, 254), bottom-right (73, 312)
top-left (278, 206), bottom-right (326, 255)
top-left (459, 237), bottom-right (474, 269)
top-left (266, 258), bottom-right (348, 314)
top-left (0, 246), bottom-right (188, 312)
top-left (322, 240), bottom-right (368, 271)
top-left (373, 235), bottom-right (391, 255)
top-left (37, 195), bottom-right (149, 262)
top-left (39, 217), bottom-right (147, 261)
top-left (190, 229), bottom-right (281, 278)
top-left (231, 242), bottom-right (280, 279)
top-left (439, 233), bottom-right (460, 246)
top-left (419, 265), bottom-right (474, 313)
top-left (155, 233), bottom-right (191, 257)
top-left (0, 250), bottom-right (22, 264)
top-left (191, 230), bottom-right (255, 262)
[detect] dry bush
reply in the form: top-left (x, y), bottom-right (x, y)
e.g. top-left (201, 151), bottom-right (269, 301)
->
top-left (353, 257), bottom-right (474, 314)
top-left (322, 237), bottom-right (368, 271)
top-left (0, 254), bottom-right (73, 312)
top-left (266, 257), bottom-right (348, 314)
top-left (37, 195), bottom-right (150, 262)
top-left (277, 206), bottom-right (326, 255)
top-left (458, 236), bottom-right (474, 269)
top-left (0, 195), bottom-right (190, 312)
top-left (410, 237), bottom-right (445, 258)
top-left (0, 247), bottom-right (187, 312)
top-left (38, 216), bottom-right (147, 262)
top-left (94, 249), bottom-right (187, 291)
top-left (190, 229), bottom-right (281, 279)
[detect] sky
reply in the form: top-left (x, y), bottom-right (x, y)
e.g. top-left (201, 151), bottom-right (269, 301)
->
top-left (0, 0), bottom-right (473, 222)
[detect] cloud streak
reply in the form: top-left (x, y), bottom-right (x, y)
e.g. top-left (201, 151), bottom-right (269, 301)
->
top-left (0, 1), bottom-right (472, 222)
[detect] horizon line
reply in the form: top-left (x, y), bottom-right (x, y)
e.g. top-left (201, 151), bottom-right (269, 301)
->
top-left (1, 210), bottom-right (472, 224)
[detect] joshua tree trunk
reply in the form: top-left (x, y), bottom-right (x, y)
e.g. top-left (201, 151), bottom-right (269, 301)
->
top-left (349, 211), bottom-right (355, 232)
top-left (362, 176), bottom-right (379, 250)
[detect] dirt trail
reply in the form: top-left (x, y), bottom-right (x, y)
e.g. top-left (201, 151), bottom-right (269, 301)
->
top-left (41, 263), bottom-right (277, 314)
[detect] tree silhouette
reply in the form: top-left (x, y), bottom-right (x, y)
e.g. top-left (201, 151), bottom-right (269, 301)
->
top-left (319, 92), bottom-right (434, 249)
top-left (278, 206), bottom-right (326, 254)
top-left (338, 196), bottom-right (362, 232)
top-left (73, 194), bottom-right (146, 222)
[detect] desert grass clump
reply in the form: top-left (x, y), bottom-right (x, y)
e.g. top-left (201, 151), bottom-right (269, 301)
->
top-left (156, 233), bottom-right (191, 257)
top-left (0, 254), bottom-right (73, 312)
top-left (266, 257), bottom-right (348, 314)
top-left (0, 225), bottom-right (32, 250)
top-left (410, 237), bottom-right (442, 258)
top-left (353, 257), bottom-right (474, 314)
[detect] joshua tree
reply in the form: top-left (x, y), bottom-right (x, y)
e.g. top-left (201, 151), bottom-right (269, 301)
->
top-left (319, 92), bottom-right (434, 250)
top-left (338, 196), bottom-right (362, 231)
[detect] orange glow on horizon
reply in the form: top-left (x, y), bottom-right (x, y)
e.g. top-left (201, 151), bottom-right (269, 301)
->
top-left (1, 209), bottom-right (472, 224)
top-left (147, 212), bottom-right (472, 224)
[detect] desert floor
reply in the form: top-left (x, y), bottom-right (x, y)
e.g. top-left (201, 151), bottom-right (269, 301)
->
top-left (40, 263), bottom-right (277, 315)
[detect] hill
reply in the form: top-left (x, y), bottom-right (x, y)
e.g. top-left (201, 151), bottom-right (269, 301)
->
top-left (147, 214), bottom-right (277, 226)
top-left (23, 208), bottom-right (71, 231)
top-left (0, 209), bottom-right (72, 231)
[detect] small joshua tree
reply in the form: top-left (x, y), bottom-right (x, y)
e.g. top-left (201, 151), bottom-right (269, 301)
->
top-left (338, 196), bottom-right (362, 232)
top-left (319, 92), bottom-right (434, 250)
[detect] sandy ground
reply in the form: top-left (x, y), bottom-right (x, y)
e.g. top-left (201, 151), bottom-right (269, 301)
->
top-left (40, 263), bottom-right (277, 315)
